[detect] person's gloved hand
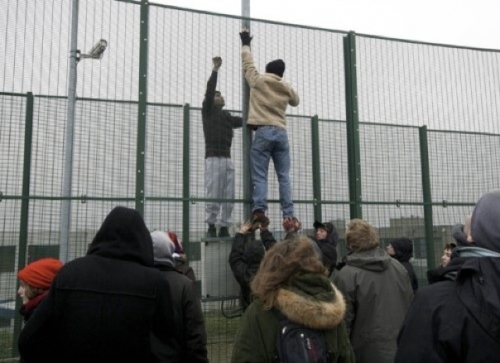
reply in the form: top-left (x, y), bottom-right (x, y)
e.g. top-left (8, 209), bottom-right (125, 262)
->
top-left (239, 28), bottom-right (253, 46)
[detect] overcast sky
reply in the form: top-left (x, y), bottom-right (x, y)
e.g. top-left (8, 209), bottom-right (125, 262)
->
top-left (155, 0), bottom-right (500, 50)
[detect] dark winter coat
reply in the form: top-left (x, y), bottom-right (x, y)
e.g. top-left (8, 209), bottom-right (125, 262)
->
top-left (311, 222), bottom-right (339, 275)
top-left (202, 71), bottom-right (242, 158)
top-left (390, 237), bottom-right (418, 292)
top-left (231, 273), bottom-right (355, 363)
top-left (18, 207), bottom-right (185, 363)
top-left (396, 250), bottom-right (500, 362)
top-left (174, 254), bottom-right (197, 284)
top-left (228, 230), bottom-right (276, 310)
top-left (151, 264), bottom-right (207, 363)
top-left (19, 290), bottom-right (48, 322)
top-left (397, 189), bottom-right (500, 362)
top-left (334, 247), bottom-right (413, 363)
top-left (426, 253), bottom-right (465, 284)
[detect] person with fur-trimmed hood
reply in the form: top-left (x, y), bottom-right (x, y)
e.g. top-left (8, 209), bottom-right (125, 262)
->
top-left (334, 219), bottom-right (413, 363)
top-left (231, 236), bottom-right (355, 363)
top-left (396, 190), bottom-right (500, 362)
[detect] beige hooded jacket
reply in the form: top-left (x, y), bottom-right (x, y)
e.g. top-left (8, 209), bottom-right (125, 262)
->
top-left (241, 45), bottom-right (300, 128)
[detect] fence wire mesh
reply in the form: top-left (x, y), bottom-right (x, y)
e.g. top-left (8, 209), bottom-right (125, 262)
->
top-left (1, 0), bottom-right (500, 361)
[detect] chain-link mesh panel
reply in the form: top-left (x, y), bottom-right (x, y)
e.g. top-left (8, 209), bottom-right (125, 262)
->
top-left (356, 36), bottom-right (500, 132)
top-left (2, 0), bottom-right (500, 361)
top-left (428, 130), bottom-right (500, 204)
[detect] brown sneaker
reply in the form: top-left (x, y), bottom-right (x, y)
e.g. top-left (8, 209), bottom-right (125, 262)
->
top-left (254, 215), bottom-right (270, 230)
top-left (251, 210), bottom-right (266, 230)
top-left (283, 217), bottom-right (301, 232)
top-left (252, 209), bottom-right (265, 221)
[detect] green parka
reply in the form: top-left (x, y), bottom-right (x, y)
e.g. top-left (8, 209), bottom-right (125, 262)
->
top-left (231, 273), bottom-right (355, 363)
top-left (334, 247), bottom-right (413, 363)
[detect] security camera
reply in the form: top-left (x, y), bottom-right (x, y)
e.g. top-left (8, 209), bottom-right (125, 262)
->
top-left (80, 39), bottom-right (108, 60)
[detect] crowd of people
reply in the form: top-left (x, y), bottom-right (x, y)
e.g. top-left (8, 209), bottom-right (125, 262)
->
top-left (17, 192), bottom-right (500, 362)
top-left (15, 28), bottom-right (500, 362)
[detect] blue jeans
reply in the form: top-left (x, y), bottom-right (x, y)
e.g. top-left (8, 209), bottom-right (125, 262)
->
top-left (250, 126), bottom-right (293, 218)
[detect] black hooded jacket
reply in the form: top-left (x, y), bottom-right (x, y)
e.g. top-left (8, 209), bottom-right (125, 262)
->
top-left (396, 190), bottom-right (500, 362)
top-left (310, 221), bottom-right (339, 276)
top-left (426, 247), bottom-right (469, 284)
top-left (390, 238), bottom-right (418, 292)
top-left (229, 230), bottom-right (276, 310)
top-left (19, 207), bottom-right (183, 363)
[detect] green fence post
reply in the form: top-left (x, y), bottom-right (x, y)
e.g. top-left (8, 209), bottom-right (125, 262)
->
top-left (12, 92), bottom-right (34, 356)
top-left (182, 104), bottom-right (191, 256)
top-left (135, 0), bottom-right (149, 215)
top-left (419, 126), bottom-right (436, 269)
top-left (241, 3), bottom-right (252, 219)
top-left (343, 31), bottom-right (362, 219)
top-left (311, 115), bottom-right (322, 221)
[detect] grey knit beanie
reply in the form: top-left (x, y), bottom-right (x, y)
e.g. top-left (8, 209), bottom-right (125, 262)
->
top-left (150, 230), bottom-right (175, 267)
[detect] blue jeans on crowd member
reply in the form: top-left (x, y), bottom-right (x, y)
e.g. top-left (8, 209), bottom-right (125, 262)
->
top-left (250, 126), bottom-right (294, 218)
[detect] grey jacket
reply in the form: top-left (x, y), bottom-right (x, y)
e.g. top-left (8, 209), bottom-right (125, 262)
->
top-left (334, 247), bottom-right (413, 363)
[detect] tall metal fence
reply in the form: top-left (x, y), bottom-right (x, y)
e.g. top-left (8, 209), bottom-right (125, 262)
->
top-left (1, 0), bottom-right (500, 360)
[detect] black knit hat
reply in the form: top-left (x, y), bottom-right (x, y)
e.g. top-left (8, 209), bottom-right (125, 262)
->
top-left (390, 237), bottom-right (413, 262)
top-left (314, 220), bottom-right (333, 234)
top-left (265, 59), bottom-right (285, 77)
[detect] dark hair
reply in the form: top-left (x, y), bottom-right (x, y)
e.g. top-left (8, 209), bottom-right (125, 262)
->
top-left (444, 242), bottom-right (456, 251)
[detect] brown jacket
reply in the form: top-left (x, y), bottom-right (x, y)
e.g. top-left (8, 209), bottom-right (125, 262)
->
top-left (241, 45), bottom-right (299, 128)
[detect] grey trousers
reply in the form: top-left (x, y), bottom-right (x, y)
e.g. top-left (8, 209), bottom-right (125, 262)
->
top-left (205, 156), bottom-right (235, 227)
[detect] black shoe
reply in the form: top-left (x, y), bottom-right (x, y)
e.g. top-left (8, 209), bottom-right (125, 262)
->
top-left (207, 224), bottom-right (216, 238)
top-left (218, 227), bottom-right (230, 238)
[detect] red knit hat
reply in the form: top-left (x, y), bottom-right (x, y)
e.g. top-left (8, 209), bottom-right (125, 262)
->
top-left (168, 231), bottom-right (184, 254)
top-left (18, 258), bottom-right (63, 289)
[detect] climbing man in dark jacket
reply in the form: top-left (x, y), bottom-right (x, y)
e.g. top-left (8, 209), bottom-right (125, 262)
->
top-left (202, 56), bottom-right (243, 238)
top-left (396, 190), bottom-right (500, 362)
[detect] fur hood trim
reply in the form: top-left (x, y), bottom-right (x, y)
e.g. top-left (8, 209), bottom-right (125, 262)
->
top-left (275, 282), bottom-right (346, 330)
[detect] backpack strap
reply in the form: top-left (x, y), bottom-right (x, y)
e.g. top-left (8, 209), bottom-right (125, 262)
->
top-left (271, 307), bottom-right (334, 363)
top-left (271, 308), bottom-right (286, 363)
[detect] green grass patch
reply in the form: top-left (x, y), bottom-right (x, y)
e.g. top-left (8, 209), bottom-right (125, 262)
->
top-left (204, 311), bottom-right (241, 363)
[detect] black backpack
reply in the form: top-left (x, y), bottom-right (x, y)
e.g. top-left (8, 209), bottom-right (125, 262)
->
top-left (273, 309), bottom-right (332, 363)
